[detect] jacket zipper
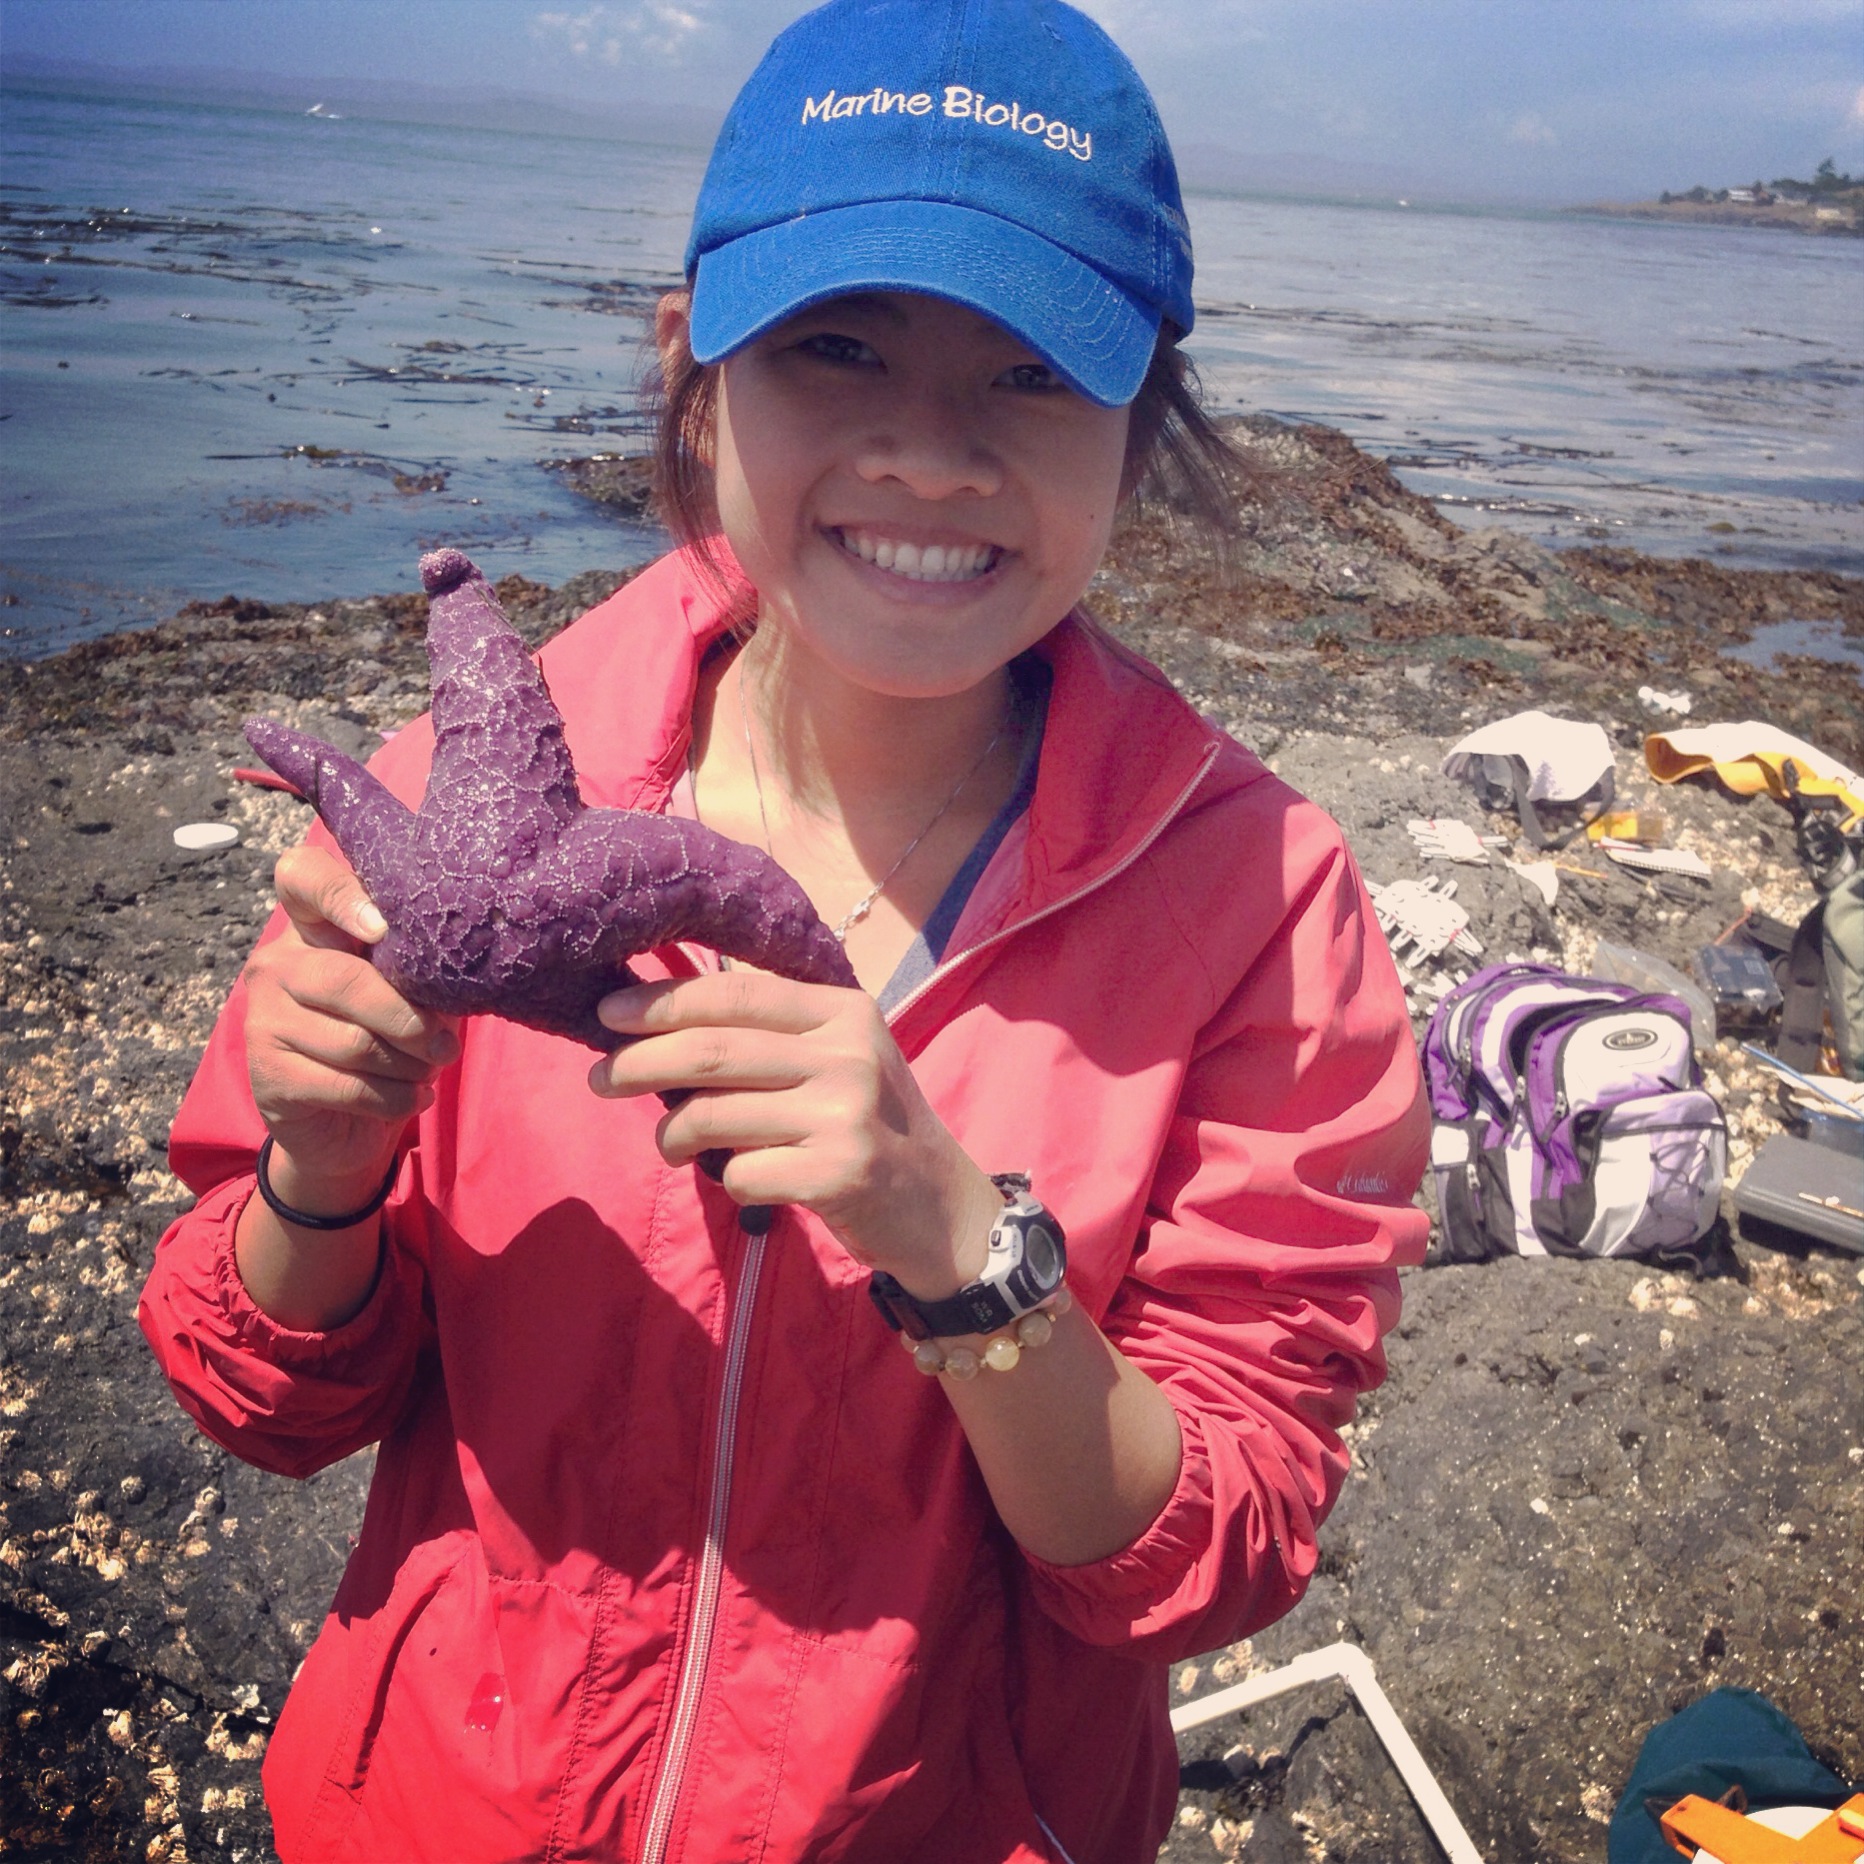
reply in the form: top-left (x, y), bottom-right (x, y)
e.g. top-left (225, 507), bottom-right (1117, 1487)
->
top-left (632, 742), bottom-right (1216, 1860)
top-left (637, 1219), bottom-right (768, 1864)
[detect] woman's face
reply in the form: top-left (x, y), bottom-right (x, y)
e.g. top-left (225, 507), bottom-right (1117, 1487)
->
top-left (691, 290), bottom-right (1131, 700)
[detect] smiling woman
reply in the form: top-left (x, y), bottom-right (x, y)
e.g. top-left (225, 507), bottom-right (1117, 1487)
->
top-left (137, 2), bottom-right (1430, 1860)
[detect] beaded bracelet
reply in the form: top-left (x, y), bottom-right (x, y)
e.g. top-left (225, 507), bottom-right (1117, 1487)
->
top-left (901, 1288), bottom-right (1074, 1379)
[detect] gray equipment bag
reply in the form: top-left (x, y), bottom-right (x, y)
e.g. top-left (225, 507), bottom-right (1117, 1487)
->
top-left (1777, 869), bottom-right (1864, 1082)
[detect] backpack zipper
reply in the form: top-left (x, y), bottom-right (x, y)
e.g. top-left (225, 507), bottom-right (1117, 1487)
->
top-left (637, 1217), bottom-right (769, 1864)
top-left (1456, 967), bottom-right (1559, 1126)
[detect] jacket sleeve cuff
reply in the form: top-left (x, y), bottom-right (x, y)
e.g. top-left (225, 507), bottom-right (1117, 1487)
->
top-left (1018, 1404), bottom-right (1216, 1646)
top-left (138, 1172), bottom-right (426, 1477)
top-left (205, 1173), bottom-right (406, 1357)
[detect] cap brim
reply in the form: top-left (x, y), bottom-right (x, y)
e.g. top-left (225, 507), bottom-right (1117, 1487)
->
top-left (689, 199), bottom-right (1159, 408)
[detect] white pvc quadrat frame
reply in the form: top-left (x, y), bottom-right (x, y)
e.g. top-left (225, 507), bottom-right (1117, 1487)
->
top-left (1170, 1641), bottom-right (1486, 1864)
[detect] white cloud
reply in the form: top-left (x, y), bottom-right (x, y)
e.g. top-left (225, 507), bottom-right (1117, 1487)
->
top-left (531, 4), bottom-right (709, 66)
top-left (1850, 84), bottom-right (1864, 127)
top-left (1508, 111), bottom-right (1558, 147)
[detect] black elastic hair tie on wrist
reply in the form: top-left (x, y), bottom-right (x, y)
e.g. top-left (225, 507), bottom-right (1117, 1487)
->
top-left (255, 1135), bottom-right (399, 1232)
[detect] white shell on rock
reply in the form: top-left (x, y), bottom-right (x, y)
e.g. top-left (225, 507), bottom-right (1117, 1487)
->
top-left (173, 822), bottom-right (240, 852)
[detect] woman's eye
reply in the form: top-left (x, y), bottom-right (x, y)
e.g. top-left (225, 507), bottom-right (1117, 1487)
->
top-left (796, 332), bottom-right (880, 367)
top-left (999, 361), bottom-right (1062, 393)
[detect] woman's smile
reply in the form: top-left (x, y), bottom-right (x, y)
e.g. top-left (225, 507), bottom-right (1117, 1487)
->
top-left (826, 525), bottom-right (1006, 586)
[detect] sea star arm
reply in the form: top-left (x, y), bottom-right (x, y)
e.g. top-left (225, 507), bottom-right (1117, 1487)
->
top-left (546, 807), bottom-right (855, 992)
top-left (240, 718), bottom-right (416, 909)
top-left (417, 548), bottom-right (581, 863)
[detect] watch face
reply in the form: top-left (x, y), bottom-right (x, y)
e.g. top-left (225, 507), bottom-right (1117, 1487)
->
top-left (1022, 1221), bottom-right (1060, 1285)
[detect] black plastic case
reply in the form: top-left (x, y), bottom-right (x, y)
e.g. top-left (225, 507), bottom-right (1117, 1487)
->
top-left (1734, 1132), bottom-right (1864, 1253)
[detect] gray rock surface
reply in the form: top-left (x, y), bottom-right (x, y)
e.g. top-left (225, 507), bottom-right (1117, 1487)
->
top-left (1161, 1252), bottom-right (1861, 1862)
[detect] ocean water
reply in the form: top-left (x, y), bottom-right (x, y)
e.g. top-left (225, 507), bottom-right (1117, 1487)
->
top-left (4, 85), bottom-right (1861, 657)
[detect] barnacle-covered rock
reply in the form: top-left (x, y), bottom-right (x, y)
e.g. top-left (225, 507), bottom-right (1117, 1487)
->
top-left (243, 548), bottom-right (854, 1047)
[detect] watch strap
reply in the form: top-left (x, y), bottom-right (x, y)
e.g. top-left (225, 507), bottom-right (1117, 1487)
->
top-left (867, 1174), bottom-right (1061, 1342)
top-left (868, 1270), bottom-right (1018, 1341)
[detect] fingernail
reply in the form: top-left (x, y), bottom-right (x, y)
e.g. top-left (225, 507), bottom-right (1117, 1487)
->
top-left (356, 903), bottom-right (389, 941)
top-left (429, 1030), bottom-right (461, 1065)
top-left (587, 1060), bottom-right (612, 1097)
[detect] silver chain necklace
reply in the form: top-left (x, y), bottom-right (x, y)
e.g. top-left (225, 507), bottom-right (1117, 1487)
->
top-left (740, 677), bottom-right (1007, 944)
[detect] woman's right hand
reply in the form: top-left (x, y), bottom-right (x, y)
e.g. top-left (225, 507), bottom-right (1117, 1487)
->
top-left (244, 845), bottom-right (460, 1205)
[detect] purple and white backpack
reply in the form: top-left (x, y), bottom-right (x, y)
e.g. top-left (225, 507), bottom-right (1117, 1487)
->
top-left (1423, 962), bottom-right (1727, 1261)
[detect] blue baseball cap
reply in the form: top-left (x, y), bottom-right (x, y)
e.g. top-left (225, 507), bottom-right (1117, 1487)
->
top-left (684, 0), bottom-right (1194, 408)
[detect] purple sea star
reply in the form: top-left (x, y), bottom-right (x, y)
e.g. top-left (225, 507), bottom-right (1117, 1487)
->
top-left (243, 548), bottom-right (855, 1049)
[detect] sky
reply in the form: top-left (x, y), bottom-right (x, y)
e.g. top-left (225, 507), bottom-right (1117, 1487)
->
top-left (4, 0), bottom-right (1863, 201)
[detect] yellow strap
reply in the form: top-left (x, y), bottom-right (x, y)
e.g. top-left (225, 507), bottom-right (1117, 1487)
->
top-left (1644, 741), bottom-right (1864, 825)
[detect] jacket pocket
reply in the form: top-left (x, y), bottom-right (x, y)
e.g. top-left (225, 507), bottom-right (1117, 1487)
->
top-left (266, 1531), bottom-right (472, 1860)
top-left (750, 1630), bottom-right (1033, 1863)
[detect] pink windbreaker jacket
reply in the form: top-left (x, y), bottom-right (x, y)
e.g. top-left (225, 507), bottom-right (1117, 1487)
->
top-left (140, 550), bottom-right (1429, 1864)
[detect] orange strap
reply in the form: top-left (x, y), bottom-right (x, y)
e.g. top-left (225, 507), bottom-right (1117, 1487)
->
top-left (1661, 1794), bottom-right (1864, 1864)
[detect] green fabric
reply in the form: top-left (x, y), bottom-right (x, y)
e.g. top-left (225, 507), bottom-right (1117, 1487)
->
top-left (1609, 1688), bottom-right (1852, 1864)
top-left (1823, 868), bottom-right (1864, 1079)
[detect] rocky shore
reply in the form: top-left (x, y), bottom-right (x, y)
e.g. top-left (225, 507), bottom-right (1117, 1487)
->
top-left (1571, 196), bottom-right (1862, 236)
top-left (3, 420), bottom-right (1860, 1861)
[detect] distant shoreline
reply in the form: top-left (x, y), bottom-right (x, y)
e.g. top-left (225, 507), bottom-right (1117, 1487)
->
top-left (1571, 196), bottom-right (1862, 237)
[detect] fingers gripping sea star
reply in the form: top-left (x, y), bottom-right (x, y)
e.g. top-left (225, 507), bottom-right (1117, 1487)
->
top-left (243, 548), bottom-right (855, 1049)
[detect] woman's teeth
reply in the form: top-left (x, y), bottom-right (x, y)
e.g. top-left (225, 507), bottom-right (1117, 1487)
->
top-left (837, 531), bottom-right (997, 583)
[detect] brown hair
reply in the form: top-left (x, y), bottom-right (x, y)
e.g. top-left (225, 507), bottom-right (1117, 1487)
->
top-left (643, 290), bottom-right (1254, 582)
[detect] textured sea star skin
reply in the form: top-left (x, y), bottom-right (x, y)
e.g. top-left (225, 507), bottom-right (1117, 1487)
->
top-left (243, 548), bottom-right (856, 1049)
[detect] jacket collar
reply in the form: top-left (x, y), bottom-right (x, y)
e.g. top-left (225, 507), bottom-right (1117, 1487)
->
top-left (1021, 611), bottom-right (1236, 904)
top-left (538, 548), bottom-right (736, 816)
top-left (541, 546), bottom-right (1246, 917)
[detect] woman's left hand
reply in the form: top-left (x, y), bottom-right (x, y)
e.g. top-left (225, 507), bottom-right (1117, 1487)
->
top-left (590, 974), bottom-right (1005, 1297)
